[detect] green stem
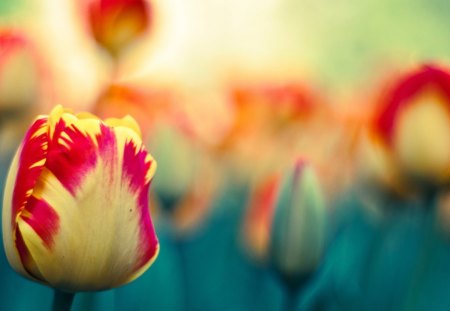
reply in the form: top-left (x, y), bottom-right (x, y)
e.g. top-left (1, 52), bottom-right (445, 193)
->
top-left (52, 289), bottom-right (75, 311)
top-left (175, 238), bottom-right (190, 311)
top-left (402, 191), bottom-right (438, 310)
top-left (282, 288), bottom-right (298, 311)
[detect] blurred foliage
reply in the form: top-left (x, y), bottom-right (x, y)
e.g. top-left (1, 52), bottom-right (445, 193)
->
top-left (0, 0), bottom-right (26, 17)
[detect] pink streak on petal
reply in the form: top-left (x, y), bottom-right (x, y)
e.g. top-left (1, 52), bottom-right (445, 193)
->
top-left (122, 140), bottom-right (151, 190)
top-left (12, 117), bottom-right (49, 227)
top-left (22, 196), bottom-right (60, 249)
top-left (97, 124), bottom-right (117, 158)
top-left (122, 141), bottom-right (158, 270)
top-left (96, 124), bottom-right (118, 183)
top-left (135, 181), bottom-right (159, 269)
top-left (46, 119), bottom-right (98, 195)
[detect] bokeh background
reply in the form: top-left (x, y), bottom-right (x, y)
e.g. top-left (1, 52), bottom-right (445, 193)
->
top-left (1, 0), bottom-right (450, 310)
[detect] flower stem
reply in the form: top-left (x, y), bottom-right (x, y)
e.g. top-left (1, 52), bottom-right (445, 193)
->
top-left (175, 238), bottom-right (190, 311)
top-left (402, 191), bottom-right (438, 310)
top-left (282, 288), bottom-right (298, 311)
top-left (52, 289), bottom-right (75, 311)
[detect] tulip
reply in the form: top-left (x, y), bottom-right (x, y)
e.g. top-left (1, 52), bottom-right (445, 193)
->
top-left (244, 160), bottom-right (327, 279)
top-left (86, 0), bottom-right (152, 57)
top-left (269, 160), bottom-right (326, 286)
top-left (2, 105), bottom-right (159, 297)
top-left (370, 64), bottom-right (450, 191)
top-left (244, 160), bottom-right (326, 310)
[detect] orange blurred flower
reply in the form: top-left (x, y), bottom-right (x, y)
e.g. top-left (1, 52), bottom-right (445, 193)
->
top-left (92, 83), bottom-right (174, 138)
top-left (218, 83), bottom-right (317, 152)
top-left (214, 82), bottom-right (328, 184)
top-left (86, 0), bottom-right (152, 57)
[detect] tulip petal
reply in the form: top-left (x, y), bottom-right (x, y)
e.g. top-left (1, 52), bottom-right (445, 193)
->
top-left (105, 115), bottom-right (142, 138)
top-left (2, 116), bottom-right (49, 280)
top-left (375, 65), bottom-right (450, 144)
top-left (394, 90), bottom-right (450, 180)
top-left (244, 174), bottom-right (280, 260)
top-left (17, 118), bottom-right (158, 291)
top-left (45, 111), bottom-right (101, 195)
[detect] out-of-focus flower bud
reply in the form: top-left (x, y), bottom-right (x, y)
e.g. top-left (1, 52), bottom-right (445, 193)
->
top-left (2, 105), bottom-right (159, 292)
top-left (369, 64), bottom-right (450, 191)
top-left (244, 160), bottom-right (327, 287)
top-left (270, 160), bottom-right (327, 285)
top-left (86, 0), bottom-right (152, 57)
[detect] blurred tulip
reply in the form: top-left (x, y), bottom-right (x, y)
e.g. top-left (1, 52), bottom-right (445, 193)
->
top-left (270, 160), bottom-right (326, 286)
top-left (149, 121), bottom-right (219, 234)
top-left (2, 105), bottom-right (159, 292)
top-left (244, 160), bottom-right (327, 287)
top-left (0, 30), bottom-right (41, 121)
top-left (215, 82), bottom-right (326, 185)
top-left (368, 64), bottom-right (450, 192)
top-left (86, 0), bottom-right (152, 57)
top-left (150, 123), bottom-right (200, 214)
top-left (219, 83), bottom-right (317, 153)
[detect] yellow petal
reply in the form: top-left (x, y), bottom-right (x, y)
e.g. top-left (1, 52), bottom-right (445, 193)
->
top-left (105, 115), bottom-right (142, 138)
top-left (394, 89), bottom-right (450, 182)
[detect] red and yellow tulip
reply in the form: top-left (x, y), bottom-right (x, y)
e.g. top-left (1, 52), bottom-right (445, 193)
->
top-left (2, 105), bottom-right (159, 292)
top-left (366, 64), bottom-right (450, 192)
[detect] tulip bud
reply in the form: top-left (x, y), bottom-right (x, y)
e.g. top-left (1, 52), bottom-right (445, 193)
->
top-left (2, 105), bottom-right (159, 292)
top-left (269, 160), bottom-right (326, 286)
top-left (87, 0), bottom-right (152, 57)
top-left (243, 160), bottom-right (327, 287)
